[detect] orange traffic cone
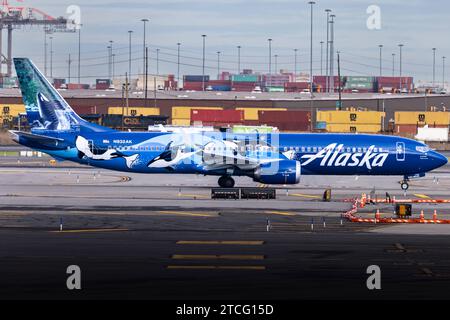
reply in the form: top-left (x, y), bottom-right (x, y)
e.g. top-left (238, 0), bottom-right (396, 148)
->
top-left (433, 210), bottom-right (438, 221)
top-left (420, 210), bottom-right (425, 220)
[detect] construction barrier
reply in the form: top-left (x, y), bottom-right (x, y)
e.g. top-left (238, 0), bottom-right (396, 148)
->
top-left (342, 198), bottom-right (450, 224)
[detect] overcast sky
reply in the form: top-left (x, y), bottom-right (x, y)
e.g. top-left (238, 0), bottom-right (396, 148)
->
top-left (3, 0), bottom-right (449, 83)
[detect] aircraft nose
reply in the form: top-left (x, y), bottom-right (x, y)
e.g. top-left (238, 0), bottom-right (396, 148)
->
top-left (430, 150), bottom-right (448, 169)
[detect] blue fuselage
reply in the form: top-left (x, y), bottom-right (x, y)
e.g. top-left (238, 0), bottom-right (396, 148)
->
top-left (18, 130), bottom-right (448, 179)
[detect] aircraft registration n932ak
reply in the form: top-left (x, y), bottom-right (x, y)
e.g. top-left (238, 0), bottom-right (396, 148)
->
top-left (10, 58), bottom-right (448, 190)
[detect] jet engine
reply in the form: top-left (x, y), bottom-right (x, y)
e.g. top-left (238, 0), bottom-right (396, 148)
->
top-left (253, 160), bottom-right (301, 185)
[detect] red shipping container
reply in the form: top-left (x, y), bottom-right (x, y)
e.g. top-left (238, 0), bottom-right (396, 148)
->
top-left (191, 109), bottom-right (244, 123)
top-left (68, 83), bottom-right (90, 90)
top-left (208, 80), bottom-right (232, 86)
top-left (183, 81), bottom-right (205, 90)
top-left (73, 106), bottom-right (99, 115)
top-left (258, 111), bottom-right (311, 124)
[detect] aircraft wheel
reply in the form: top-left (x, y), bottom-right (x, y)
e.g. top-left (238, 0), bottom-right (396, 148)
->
top-left (218, 176), bottom-right (235, 188)
top-left (401, 181), bottom-right (409, 191)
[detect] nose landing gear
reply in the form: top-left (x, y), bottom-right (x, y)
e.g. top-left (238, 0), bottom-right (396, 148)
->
top-left (400, 179), bottom-right (409, 191)
top-left (218, 176), bottom-right (235, 188)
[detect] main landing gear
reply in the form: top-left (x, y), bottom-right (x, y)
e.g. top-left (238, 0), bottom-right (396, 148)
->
top-left (218, 176), bottom-right (235, 188)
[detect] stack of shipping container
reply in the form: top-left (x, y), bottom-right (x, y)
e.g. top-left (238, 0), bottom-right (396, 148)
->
top-left (258, 110), bottom-right (311, 131)
top-left (183, 75), bottom-right (210, 91)
top-left (316, 110), bottom-right (385, 133)
top-left (395, 112), bottom-right (450, 137)
top-left (344, 76), bottom-right (376, 93)
top-left (171, 106), bottom-right (223, 126)
top-left (231, 74), bottom-right (261, 92)
top-left (191, 109), bottom-right (245, 127)
top-left (377, 77), bottom-right (414, 92)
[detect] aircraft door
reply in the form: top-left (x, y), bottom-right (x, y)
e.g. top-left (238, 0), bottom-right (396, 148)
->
top-left (396, 142), bottom-right (406, 162)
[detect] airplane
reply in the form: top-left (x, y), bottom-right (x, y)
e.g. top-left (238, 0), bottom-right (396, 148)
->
top-left (9, 58), bottom-right (448, 191)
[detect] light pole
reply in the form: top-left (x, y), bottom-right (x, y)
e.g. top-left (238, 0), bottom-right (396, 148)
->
top-left (294, 48), bottom-right (298, 78)
top-left (320, 41), bottom-right (324, 75)
top-left (443, 56), bottom-right (446, 90)
top-left (109, 40), bottom-right (113, 83)
top-left (217, 51), bottom-right (221, 80)
top-left (325, 9), bottom-right (331, 93)
top-left (237, 46), bottom-right (241, 74)
top-left (67, 54), bottom-right (72, 84)
top-left (112, 53), bottom-right (115, 80)
top-left (49, 36), bottom-right (53, 78)
top-left (308, 1), bottom-right (316, 132)
top-left (128, 31), bottom-right (133, 81)
top-left (379, 45), bottom-right (383, 77)
top-left (399, 44), bottom-right (404, 90)
top-left (392, 53), bottom-right (395, 77)
top-left (274, 54), bottom-right (278, 74)
top-left (432, 48), bottom-right (437, 87)
top-left (77, 24), bottom-right (82, 84)
top-left (201, 34), bottom-right (206, 91)
top-left (329, 14), bottom-right (335, 93)
top-left (177, 43), bottom-right (181, 88)
top-left (141, 19), bottom-right (149, 77)
top-left (44, 31), bottom-right (48, 76)
top-left (268, 38), bottom-right (273, 74)
top-left (156, 48), bottom-right (160, 75)
top-left (107, 45), bottom-right (111, 83)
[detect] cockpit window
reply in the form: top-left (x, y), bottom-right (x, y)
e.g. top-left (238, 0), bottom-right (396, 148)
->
top-left (416, 146), bottom-right (430, 153)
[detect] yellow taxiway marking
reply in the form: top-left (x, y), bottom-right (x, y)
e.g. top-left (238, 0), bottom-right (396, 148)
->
top-left (290, 193), bottom-right (322, 199)
top-left (176, 240), bottom-right (265, 246)
top-left (157, 211), bottom-right (216, 217)
top-left (167, 266), bottom-right (266, 270)
top-left (172, 255), bottom-right (265, 260)
top-left (178, 194), bottom-right (209, 199)
top-left (264, 211), bottom-right (297, 216)
top-left (50, 228), bottom-right (129, 234)
top-left (414, 194), bottom-right (431, 199)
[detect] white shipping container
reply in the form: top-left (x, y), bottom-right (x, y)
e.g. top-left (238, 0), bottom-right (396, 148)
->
top-left (415, 126), bottom-right (449, 142)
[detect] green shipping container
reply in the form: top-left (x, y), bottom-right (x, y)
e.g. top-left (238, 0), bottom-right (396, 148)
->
top-left (346, 76), bottom-right (374, 83)
top-left (231, 74), bottom-right (260, 83)
top-left (266, 86), bottom-right (285, 92)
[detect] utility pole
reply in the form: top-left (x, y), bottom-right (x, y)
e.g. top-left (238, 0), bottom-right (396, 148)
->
top-left (268, 38), bottom-right (272, 74)
top-left (201, 34), bottom-right (206, 91)
top-left (177, 43), bottom-right (181, 89)
top-left (399, 44), bottom-right (404, 90)
top-left (237, 45), bottom-right (241, 74)
top-left (392, 53), bottom-right (395, 77)
top-left (432, 48), bottom-right (437, 88)
top-left (67, 54), bottom-right (72, 84)
top-left (294, 48), bottom-right (298, 79)
top-left (337, 51), bottom-right (342, 110)
top-left (325, 9), bottom-right (331, 93)
top-left (320, 41), bottom-right (324, 75)
top-left (128, 31), bottom-right (133, 82)
top-left (379, 45), bottom-right (383, 77)
top-left (217, 51), bottom-right (221, 80)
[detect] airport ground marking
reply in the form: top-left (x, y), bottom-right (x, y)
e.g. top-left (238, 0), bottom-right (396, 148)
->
top-left (414, 194), bottom-right (431, 199)
top-left (158, 211), bottom-right (217, 217)
top-left (50, 228), bottom-right (129, 234)
top-left (264, 211), bottom-right (297, 216)
top-left (290, 193), bottom-right (322, 199)
top-left (176, 240), bottom-right (265, 246)
top-left (172, 255), bottom-right (265, 260)
top-left (166, 266), bottom-right (266, 270)
top-left (177, 194), bottom-right (209, 199)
